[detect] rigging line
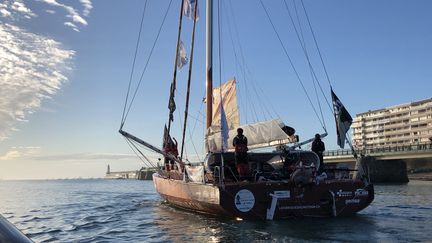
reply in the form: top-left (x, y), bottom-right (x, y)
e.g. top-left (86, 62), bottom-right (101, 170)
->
top-left (187, 92), bottom-right (205, 162)
top-left (225, 1), bottom-right (279, 120)
top-left (259, 0), bottom-right (325, 130)
top-left (217, 0), bottom-right (222, 88)
top-left (131, 142), bottom-right (158, 168)
top-left (295, 0), bottom-right (334, 117)
top-left (226, 1), bottom-right (250, 123)
top-left (123, 136), bottom-right (154, 168)
top-left (300, 0), bottom-right (332, 87)
top-left (167, 0), bottom-right (186, 133)
top-left (283, 0), bottom-right (326, 130)
top-left (121, 0), bottom-right (148, 127)
top-left (173, 90), bottom-right (206, 121)
top-left (225, 6), bottom-right (269, 122)
top-left (292, 0), bottom-right (306, 49)
top-left (222, 3), bottom-right (246, 121)
top-left (180, 0), bottom-right (198, 160)
top-left (292, 0), bottom-right (326, 130)
top-left (123, 0), bottom-right (174, 122)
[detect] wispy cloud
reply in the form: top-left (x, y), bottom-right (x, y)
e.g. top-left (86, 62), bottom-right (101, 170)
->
top-left (64, 21), bottom-right (79, 32)
top-left (0, 146), bottom-right (41, 160)
top-left (80, 0), bottom-right (93, 17)
top-left (30, 152), bottom-right (141, 161)
top-left (0, 23), bottom-right (75, 140)
top-left (39, 0), bottom-right (92, 30)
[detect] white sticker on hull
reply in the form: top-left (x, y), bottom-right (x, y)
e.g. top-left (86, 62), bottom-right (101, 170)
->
top-left (235, 189), bottom-right (255, 212)
top-left (345, 199), bottom-right (360, 205)
top-left (354, 189), bottom-right (369, 197)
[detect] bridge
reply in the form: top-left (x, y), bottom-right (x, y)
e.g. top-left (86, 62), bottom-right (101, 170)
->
top-left (324, 143), bottom-right (432, 163)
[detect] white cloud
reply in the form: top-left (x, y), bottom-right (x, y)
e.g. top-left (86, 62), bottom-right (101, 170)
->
top-left (1, 8), bottom-right (12, 17)
top-left (39, 0), bottom-right (90, 30)
top-left (45, 9), bottom-right (55, 14)
top-left (64, 21), bottom-right (79, 32)
top-left (0, 23), bottom-right (75, 141)
top-left (80, 0), bottom-right (92, 17)
top-left (0, 0), bottom-right (36, 19)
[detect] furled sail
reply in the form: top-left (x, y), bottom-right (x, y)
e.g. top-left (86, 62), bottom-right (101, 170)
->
top-left (208, 79), bottom-right (240, 133)
top-left (206, 119), bottom-right (296, 152)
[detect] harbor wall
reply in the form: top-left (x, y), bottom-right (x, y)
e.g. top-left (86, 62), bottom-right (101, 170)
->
top-left (105, 169), bottom-right (155, 180)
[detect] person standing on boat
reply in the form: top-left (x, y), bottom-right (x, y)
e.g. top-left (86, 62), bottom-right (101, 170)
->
top-left (163, 137), bottom-right (178, 171)
top-left (312, 133), bottom-right (325, 173)
top-left (233, 128), bottom-right (249, 180)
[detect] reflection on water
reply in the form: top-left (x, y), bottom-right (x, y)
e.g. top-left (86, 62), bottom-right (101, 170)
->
top-left (0, 179), bottom-right (431, 242)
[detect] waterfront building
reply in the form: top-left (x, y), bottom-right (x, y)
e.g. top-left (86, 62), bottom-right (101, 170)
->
top-left (352, 98), bottom-right (432, 149)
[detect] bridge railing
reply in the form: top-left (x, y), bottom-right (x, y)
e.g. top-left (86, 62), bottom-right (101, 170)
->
top-left (324, 142), bottom-right (432, 157)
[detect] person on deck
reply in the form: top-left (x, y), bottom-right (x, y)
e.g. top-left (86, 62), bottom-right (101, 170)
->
top-left (163, 138), bottom-right (178, 171)
top-left (312, 133), bottom-right (325, 173)
top-left (233, 128), bottom-right (249, 181)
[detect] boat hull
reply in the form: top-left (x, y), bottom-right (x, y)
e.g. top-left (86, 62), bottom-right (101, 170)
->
top-left (153, 173), bottom-right (374, 220)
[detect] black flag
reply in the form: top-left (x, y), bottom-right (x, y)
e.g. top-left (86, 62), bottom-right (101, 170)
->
top-left (331, 88), bottom-right (353, 149)
top-left (168, 82), bottom-right (176, 122)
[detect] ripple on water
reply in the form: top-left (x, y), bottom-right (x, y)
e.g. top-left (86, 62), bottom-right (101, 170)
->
top-left (1, 180), bottom-right (431, 242)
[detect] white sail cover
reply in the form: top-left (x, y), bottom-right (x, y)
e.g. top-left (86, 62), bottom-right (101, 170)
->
top-left (207, 119), bottom-right (295, 152)
top-left (210, 79), bottom-right (240, 132)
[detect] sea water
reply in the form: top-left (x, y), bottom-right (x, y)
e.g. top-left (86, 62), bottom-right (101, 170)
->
top-left (0, 179), bottom-right (431, 242)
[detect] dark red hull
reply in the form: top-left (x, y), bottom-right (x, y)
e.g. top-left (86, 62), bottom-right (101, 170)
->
top-left (153, 173), bottom-right (374, 220)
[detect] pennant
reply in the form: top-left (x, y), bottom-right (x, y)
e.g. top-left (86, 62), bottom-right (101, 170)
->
top-left (183, 0), bottom-right (199, 21)
top-left (331, 88), bottom-right (353, 149)
top-left (176, 40), bottom-right (188, 69)
top-left (220, 103), bottom-right (229, 152)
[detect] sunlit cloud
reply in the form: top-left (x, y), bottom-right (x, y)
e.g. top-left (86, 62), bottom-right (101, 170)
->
top-left (0, 146), bottom-right (41, 161)
top-left (0, 151), bottom-right (21, 161)
top-left (0, 23), bottom-right (75, 140)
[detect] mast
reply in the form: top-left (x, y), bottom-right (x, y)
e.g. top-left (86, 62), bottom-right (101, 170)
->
top-left (206, 0), bottom-right (213, 130)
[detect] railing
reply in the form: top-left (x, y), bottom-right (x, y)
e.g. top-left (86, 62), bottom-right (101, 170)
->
top-left (324, 143), bottom-right (432, 157)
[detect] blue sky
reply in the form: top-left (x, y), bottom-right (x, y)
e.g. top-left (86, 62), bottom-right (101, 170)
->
top-left (1, 0), bottom-right (431, 179)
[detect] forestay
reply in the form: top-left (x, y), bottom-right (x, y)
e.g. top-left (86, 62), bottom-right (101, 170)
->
top-left (206, 119), bottom-right (295, 152)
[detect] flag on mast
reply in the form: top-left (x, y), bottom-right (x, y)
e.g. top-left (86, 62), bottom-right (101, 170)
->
top-left (176, 40), bottom-right (188, 69)
top-left (183, 0), bottom-right (199, 21)
top-left (331, 88), bottom-right (353, 149)
top-left (220, 102), bottom-right (229, 152)
top-left (168, 82), bottom-right (176, 122)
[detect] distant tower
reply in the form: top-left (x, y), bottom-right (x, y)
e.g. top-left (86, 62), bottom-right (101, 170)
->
top-left (106, 164), bottom-right (110, 174)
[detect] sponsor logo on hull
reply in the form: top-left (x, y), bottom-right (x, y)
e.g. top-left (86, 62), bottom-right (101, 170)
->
top-left (354, 189), bottom-right (369, 197)
top-left (234, 189), bottom-right (255, 212)
top-left (336, 189), bottom-right (352, 197)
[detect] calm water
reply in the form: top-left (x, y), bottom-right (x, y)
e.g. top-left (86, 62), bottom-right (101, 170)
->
top-left (0, 179), bottom-right (431, 242)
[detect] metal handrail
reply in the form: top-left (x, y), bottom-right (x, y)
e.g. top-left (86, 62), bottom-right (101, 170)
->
top-left (323, 143), bottom-right (432, 157)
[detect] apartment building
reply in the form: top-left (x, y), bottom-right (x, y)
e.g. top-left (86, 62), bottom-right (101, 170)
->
top-left (352, 98), bottom-right (432, 149)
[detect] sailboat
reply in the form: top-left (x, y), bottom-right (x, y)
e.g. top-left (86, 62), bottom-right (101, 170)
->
top-left (119, 0), bottom-right (374, 220)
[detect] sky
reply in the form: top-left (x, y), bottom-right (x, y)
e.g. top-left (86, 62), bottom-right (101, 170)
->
top-left (1, 0), bottom-right (431, 180)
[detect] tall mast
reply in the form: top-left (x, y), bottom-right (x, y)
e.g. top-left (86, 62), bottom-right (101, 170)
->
top-left (206, 0), bottom-right (213, 130)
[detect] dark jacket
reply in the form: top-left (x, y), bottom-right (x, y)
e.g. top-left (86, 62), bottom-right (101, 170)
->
top-left (312, 139), bottom-right (325, 154)
top-left (233, 135), bottom-right (248, 153)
